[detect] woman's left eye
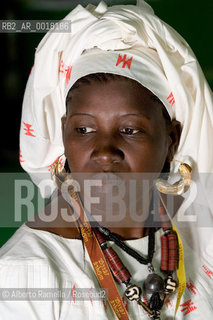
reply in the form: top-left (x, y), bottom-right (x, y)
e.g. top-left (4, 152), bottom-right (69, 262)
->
top-left (120, 128), bottom-right (140, 135)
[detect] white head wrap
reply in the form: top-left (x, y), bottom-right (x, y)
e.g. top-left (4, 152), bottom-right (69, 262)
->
top-left (19, 1), bottom-right (213, 258)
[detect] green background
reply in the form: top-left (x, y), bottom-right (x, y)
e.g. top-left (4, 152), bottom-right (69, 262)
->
top-left (1, 0), bottom-right (212, 247)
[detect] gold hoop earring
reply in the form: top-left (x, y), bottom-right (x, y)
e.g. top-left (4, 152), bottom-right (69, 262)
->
top-left (50, 154), bottom-right (66, 189)
top-left (155, 162), bottom-right (192, 195)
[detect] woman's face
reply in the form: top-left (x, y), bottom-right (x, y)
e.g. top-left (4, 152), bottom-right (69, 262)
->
top-left (62, 78), bottom-right (177, 174)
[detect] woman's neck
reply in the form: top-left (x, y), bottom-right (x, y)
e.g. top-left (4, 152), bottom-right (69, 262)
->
top-left (26, 192), bottom-right (149, 240)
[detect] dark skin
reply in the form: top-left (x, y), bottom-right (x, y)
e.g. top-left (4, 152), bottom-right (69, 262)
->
top-left (27, 78), bottom-right (181, 240)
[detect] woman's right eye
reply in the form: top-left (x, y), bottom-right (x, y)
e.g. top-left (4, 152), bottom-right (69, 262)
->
top-left (76, 127), bottom-right (96, 134)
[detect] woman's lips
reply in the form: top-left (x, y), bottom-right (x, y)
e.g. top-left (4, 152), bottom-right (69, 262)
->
top-left (89, 172), bottom-right (124, 185)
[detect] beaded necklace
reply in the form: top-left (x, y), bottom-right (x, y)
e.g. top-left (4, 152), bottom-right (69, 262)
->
top-left (91, 198), bottom-right (179, 320)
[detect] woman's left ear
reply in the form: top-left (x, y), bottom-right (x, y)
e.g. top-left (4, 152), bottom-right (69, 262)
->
top-left (167, 120), bottom-right (181, 162)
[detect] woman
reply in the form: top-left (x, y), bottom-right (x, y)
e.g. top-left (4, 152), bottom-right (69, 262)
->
top-left (0, 1), bottom-right (212, 319)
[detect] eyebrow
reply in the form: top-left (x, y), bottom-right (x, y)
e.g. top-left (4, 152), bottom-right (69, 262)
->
top-left (69, 113), bottom-right (95, 118)
top-left (120, 113), bottom-right (151, 120)
top-left (69, 112), bottom-right (151, 120)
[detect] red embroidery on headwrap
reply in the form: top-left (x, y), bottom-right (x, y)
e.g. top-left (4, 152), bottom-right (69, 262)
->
top-left (65, 66), bottom-right (72, 86)
top-left (202, 265), bottom-right (213, 279)
top-left (19, 150), bottom-right (24, 163)
top-left (186, 278), bottom-right (197, 295)
top-left (180, 299), bottom-right (197, 315)
top-left (23, 122), bottom-right (36, 137)
top-left (47, 156), bottom-right (64, 172)
top-left (116, 54), bottom-right (133, 69)
top-left (167, 92), bottom-right (175, 105)
top-left (59, 60), bottom-right (66, 73)
top-left (59, 59), bottom-right (72, 86)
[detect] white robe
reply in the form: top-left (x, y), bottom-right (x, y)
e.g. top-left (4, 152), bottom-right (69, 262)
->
top-left (0, 223), bottom-right (212, 319)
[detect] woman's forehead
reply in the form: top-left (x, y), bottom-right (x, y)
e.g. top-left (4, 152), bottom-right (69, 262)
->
top-left (67, 73), bottom-right (162, 101)
top-left (66, 77), bottom-right (166, 122)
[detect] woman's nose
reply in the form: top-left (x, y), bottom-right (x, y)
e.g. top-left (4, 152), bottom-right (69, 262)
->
top-left (91, 139), bottom-right (124, 170)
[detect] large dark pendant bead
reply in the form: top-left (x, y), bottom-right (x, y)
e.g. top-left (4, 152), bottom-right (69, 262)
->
top-left (143, 273), bottom-right (165, 295)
